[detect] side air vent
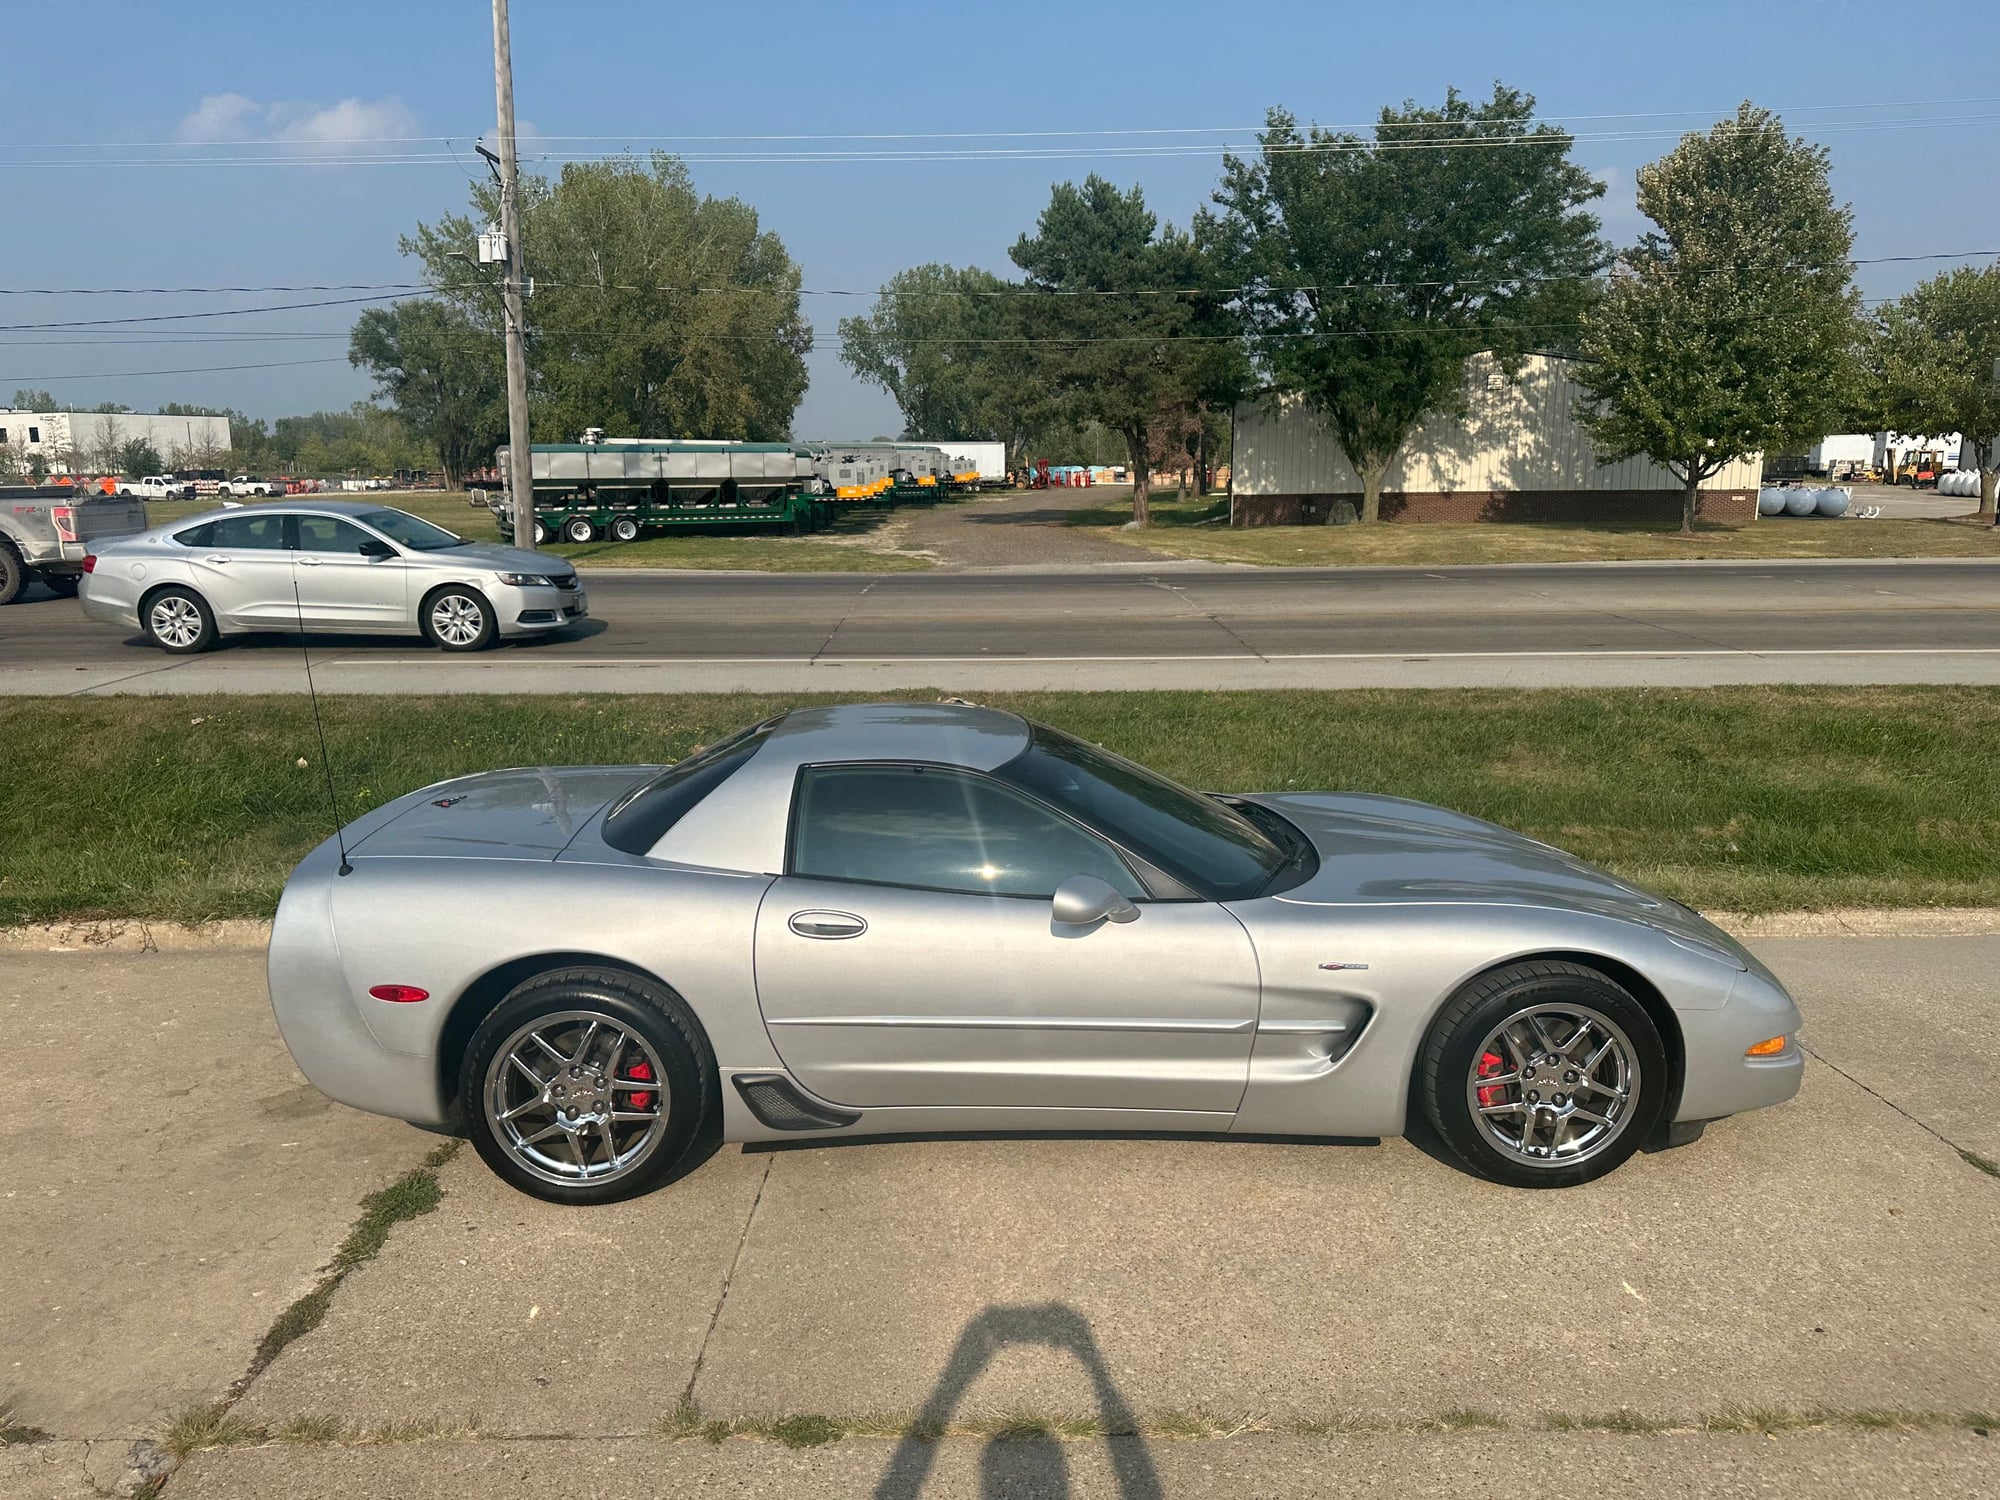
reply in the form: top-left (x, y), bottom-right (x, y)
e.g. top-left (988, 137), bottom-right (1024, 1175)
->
top-left (733, 1073), bottom-right (862, 1132)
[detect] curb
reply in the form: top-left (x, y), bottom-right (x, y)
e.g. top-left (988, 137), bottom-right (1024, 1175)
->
top-left (7, 908), bottom-right (2000, 953)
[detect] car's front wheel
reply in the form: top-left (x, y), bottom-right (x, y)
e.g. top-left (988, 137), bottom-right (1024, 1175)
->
top-left (1419, 960), bottom-right (1668, 1189)
top-left (460, 967), bottom-right (715, 1203)
top-left (420, 586), bottom-right (496, 651)
top-left (142, 586), bottom-right (218, 653)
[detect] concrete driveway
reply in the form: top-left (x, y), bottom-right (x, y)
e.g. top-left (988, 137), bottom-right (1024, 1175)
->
top-left (2, 935), bottom-right (1994, 1497)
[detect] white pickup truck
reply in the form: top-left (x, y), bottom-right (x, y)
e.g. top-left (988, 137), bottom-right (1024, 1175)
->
top-left (115, 475), bottom-right (193, 500)
top-left (218, 475), bottom-right (280, 497)
top-left (1, 487), bottom-right (150, 604)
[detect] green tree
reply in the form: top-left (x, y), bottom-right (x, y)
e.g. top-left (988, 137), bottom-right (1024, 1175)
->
top-left (10, 389), bottom-right (55, 411)
top-left (1009, 176), bottom-right (1223, 524)
top-left (836, 264), bottom-right (1040, 449)
top-left (1213, 86), bottom-right (1606, 523)
top-left (1871, 264), bottom-right (2000, 517)
top-left (118, 437), bottom-right (164, 477)
top-left (1575, 104), bottom-right (1862, 536)
top-left (403, 154), bottom-right (811, 442)
top-left (350, 299), bottom-right (506, 488)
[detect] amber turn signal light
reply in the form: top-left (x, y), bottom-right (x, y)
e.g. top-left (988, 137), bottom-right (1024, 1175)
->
top-left (1745, 1036), bottom-right (1788, 1057)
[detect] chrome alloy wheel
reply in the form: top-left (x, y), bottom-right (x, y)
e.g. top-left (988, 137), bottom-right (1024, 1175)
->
top-left (428, 591), bottom-right (486, 646)
top-left (1465, 1003), bottom-right (1639, 1168)
top-left (482, 1010), bottom-right (671, 1186)
top-left (148, 594), bottom-right (205, 648)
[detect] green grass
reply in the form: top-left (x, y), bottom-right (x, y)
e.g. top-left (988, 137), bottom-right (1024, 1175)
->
top-left (137, 490), bottom-right (931, 572)
top-left (1064, 495), bottom-right (2000, 565)
top-left (4, 688), bottom-right (2000, 925)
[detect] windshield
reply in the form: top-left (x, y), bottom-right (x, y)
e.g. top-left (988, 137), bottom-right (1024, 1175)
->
top-left (996, 723), bottom-right (1289, 900)
top-left (357, 507), bottom-right (466, 551)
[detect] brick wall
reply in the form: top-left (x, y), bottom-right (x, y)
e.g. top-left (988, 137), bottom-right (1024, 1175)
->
top-left (1230, 489), bottom-right (1758, 527)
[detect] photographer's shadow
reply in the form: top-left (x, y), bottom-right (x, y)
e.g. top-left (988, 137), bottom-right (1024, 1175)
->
top-left (874, 1302), bottom-right (1161, 1500)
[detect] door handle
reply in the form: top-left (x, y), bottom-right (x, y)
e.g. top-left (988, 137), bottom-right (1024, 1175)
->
top-left (296, 556), bottom-right (323, 566)
top-left (788, 911), bottom-right (867, 940)
top-left (203, 555), bottom-right (230, 564)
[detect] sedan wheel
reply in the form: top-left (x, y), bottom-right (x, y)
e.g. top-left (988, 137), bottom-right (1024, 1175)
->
top-left (421, 587), bottom-right (495, 651)
top-left (143, 587), bottom-right (217, 653)
top-left (1420, 961), bottom-right (1667, 1189)
top-left (461, 967), bottom-right (714, 1203)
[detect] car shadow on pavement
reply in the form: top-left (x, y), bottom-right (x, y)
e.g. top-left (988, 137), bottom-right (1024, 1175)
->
top-left (872, 1302), bottom-right (1162, 1500)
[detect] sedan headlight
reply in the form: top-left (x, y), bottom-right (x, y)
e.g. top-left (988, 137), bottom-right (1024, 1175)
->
top-left (494, 571), bottom-right (553, 587)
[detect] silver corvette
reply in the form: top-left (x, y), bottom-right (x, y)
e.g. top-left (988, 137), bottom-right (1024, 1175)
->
top-left (79, 500), bottom-right (586, 652)
top-left (268, 702), bottom-right (1803, 1202)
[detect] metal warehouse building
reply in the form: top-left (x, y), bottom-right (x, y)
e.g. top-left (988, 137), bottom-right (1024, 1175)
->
top-left (0, 408), bottom-right (231, 474)
top-left (1230, 353), bottom-right (1762, 526)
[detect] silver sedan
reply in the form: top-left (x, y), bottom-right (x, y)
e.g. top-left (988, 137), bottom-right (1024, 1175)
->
top-left (268, 703), bottom-right (1805, 1203)
top-left (79, 500), bottom-right (587, 652)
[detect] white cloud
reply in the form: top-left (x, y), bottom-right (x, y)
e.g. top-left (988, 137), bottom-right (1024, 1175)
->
top-left (177, 93), bottom-right (418, 150)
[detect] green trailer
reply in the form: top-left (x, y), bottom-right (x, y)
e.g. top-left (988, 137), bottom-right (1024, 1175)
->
top-left (492, 438), bottom-right (836, 543)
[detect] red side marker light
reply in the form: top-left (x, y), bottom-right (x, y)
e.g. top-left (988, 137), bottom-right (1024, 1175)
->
top-left (82, 554), bottom-right (97, 573)
top-left (368, 984), bottom-right (430, 1004)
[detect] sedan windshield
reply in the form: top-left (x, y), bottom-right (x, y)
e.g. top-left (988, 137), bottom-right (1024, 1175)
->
top-left (356, 508), bottom-right (467, 551)
top-left (996, 723), bottom-right (1289, 900)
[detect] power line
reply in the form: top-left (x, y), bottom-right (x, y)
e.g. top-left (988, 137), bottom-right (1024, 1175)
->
top-left (0, 357), bottom-right (350, 380)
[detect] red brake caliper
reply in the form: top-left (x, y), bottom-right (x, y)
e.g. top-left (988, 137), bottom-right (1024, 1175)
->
top-left (1475, 1050), bottom-right (1507, 1108)
top-left (624, 1059), bottom-right (654, 1110)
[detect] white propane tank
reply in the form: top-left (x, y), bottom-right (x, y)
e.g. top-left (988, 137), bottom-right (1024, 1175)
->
top-left (1784, 488), bottom-right (1820, 516)
top-left (1816, 486), bottom-right (1851, 517)
top-left (1758, 486), bottom-right (1788, 516)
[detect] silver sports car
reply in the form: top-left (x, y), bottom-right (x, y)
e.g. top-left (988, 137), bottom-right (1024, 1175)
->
top-left (79, 500), bottom-right (586, 652)
top-left (268, 702), bottom-right (1803, 1202)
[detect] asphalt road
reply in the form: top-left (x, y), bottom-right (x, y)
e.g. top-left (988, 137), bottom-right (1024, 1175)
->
top-left (7, 558), bottom-right (2000, 693)
top-left (5, 933), bottom-right (1997, 1496)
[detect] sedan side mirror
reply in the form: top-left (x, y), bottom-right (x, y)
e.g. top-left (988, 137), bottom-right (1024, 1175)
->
top-left (358, 538), bottom-right (395, 559)
top-left (1051, 874), bottom-right (1140, 927)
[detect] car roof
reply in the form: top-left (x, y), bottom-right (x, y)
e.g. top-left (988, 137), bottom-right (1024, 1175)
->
top-left (648, 702), bottom-right (1033, 871)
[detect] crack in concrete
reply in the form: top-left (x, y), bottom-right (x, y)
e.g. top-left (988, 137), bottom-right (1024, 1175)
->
top-left (806, 580), bottom-right (879, 663)
top-left (1803, 1047), bottom-right (1996, 1185)
top-left (680, 1155), bottom-right (775, 1412)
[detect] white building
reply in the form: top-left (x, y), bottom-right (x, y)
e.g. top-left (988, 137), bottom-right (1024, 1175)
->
top-left (1230, 353), bottom-right (1763, 526)
top-left (0, 409), bottom-right (232, 474)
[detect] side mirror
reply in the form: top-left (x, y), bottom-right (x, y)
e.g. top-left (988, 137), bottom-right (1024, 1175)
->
top-left (1051, 874), bottom-right (1140, 927)
top-left (358, 537), bottom-right (395, 559)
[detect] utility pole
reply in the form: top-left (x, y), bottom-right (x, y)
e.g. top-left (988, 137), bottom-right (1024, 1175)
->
top-left (491, 0), bottom-right (534, 548)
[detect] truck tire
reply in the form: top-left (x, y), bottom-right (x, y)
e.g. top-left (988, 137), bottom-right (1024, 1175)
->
top-left (0, 540), bottom-right (24, 606)
top-left (610, 515), bottom-right (640, 543)
top-left (563, 515), bottom-right (596, 544)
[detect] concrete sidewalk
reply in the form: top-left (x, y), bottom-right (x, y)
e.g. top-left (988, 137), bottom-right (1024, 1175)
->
top-left (2, 938), bottom-right (1994, 1498)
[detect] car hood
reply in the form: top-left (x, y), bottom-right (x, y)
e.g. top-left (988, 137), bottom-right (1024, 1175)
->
top-left (427, 541), bottom-right (573, 576)
top-left (345, 766), bottom-right (651, 860)
top-left (1245, 791), bottom-right (1753, 964)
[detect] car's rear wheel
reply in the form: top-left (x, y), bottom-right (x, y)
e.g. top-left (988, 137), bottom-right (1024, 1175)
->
top-left (142, 586), bottom-right (218, 653)
top-left (1419, 961), bottom-right (1668, 1189)
top-left (420, 586), bottom-right (496, 651)
top-left (460, 967), bottom-right (714, 1204)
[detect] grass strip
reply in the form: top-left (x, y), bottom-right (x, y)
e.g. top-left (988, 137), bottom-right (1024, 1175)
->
top-left (5, 687), bottom-right (2000, 925)
top-left (1067, 494), bottom-right (2000, 565)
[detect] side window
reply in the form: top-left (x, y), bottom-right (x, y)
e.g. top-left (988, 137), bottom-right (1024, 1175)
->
top-left (207, 513), bottom-right (290, 550)
top-left (295, 515), bottom-right (375, 554)
top-left (173, 521), bottom-right (214, 547)
top-left (791, 765), bottom-right (1144, 899)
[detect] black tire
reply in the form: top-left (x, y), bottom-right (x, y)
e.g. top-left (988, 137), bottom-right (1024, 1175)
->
top-left (140, 585), bottom-right (218, 654)
top-left (1418, 960), bottom-right (1669, 1190)
top-left (40, 572), bottom-right (80, 598)
top-left (459, 966), bottom-right (715, 1204)
top-left (532, 520), bottom-right (549, 545)
top-left (0, 540), bottom-right (25, 606)
top-left (419, 585), bottom-right (497, 652)
top-left (563, 515), bottom-right (596, 544)
top-left (610, 515), bottom-right (640, 543)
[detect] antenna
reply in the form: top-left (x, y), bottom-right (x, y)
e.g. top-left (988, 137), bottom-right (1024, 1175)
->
top-left (292, 577), bottom-right (353, 876)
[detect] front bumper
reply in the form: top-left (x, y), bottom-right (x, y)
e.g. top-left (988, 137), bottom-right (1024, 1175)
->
top-left (1674, 966), bottom-right (1807, 1122)
top-left (493, 579), bottom-right (588, 637)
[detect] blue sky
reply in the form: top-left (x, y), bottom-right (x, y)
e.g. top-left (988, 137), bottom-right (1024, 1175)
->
top-left (3, 0), bottom-right (1995, 439)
